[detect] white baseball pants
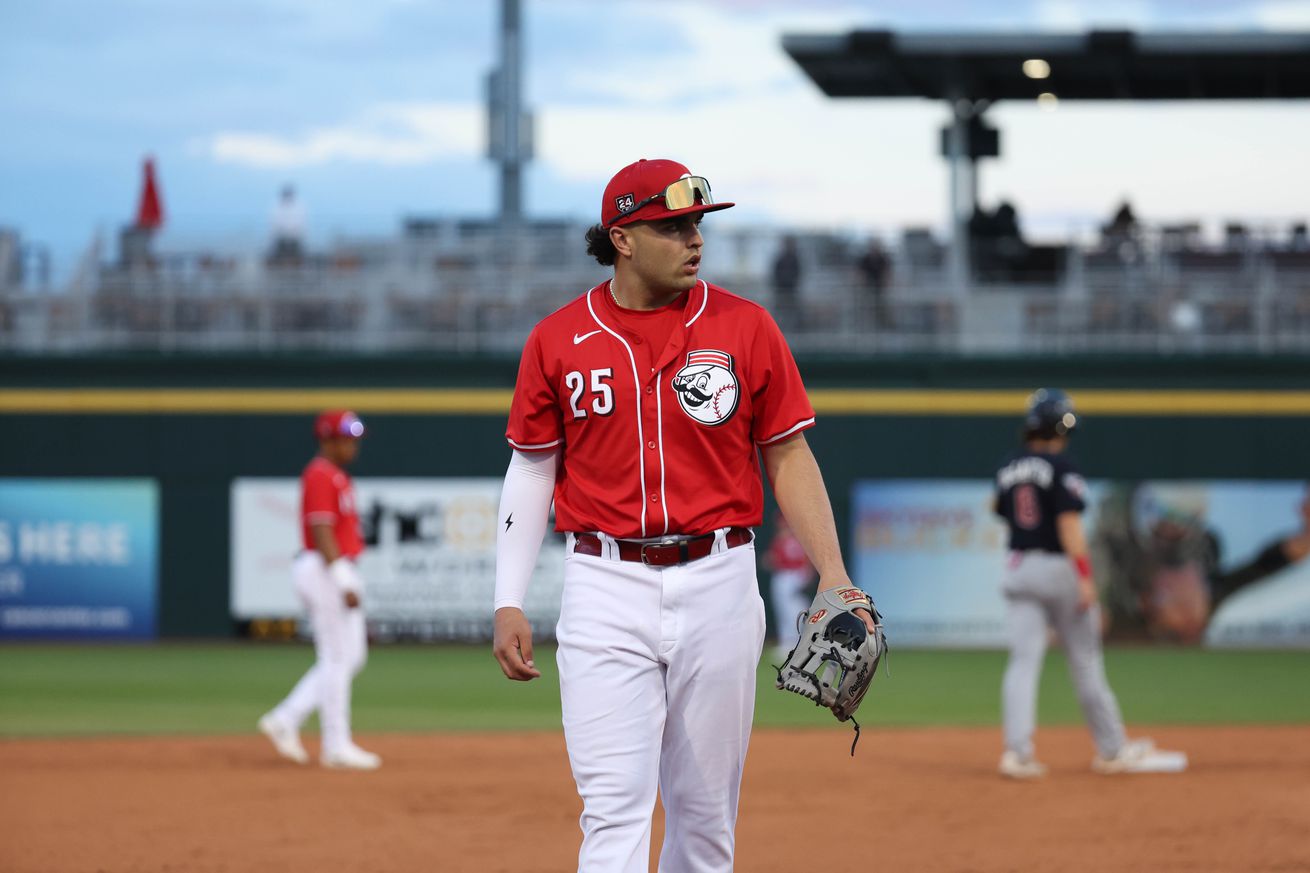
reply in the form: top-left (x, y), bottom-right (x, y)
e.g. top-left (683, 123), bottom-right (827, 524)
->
top-left (769, 569), bottom-right (812, 653)
top-left (556, 533), bottom-right (766, 873)
top-left (269, 551), bottom-right (368, 756)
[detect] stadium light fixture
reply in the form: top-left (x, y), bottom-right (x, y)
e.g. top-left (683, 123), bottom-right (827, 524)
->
top-left (1022, 58), bottom-right (1051, 79)
top-left (1037, 92), bottom-right (1059, 110)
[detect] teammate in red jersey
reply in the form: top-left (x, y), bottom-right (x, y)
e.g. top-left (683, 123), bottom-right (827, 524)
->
top-left (766, 515), bottom-right (817, 661)
top-left (259, 410), bottom-right (380, 770)
top-left (491, 158), bottom-right (878, 872)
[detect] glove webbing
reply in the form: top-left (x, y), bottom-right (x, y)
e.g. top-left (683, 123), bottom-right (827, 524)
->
top-left (772, 644), bottom-right (865, 757)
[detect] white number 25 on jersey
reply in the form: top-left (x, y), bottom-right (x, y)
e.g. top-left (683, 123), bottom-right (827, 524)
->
top-left (565, 368), bottom-right (614, 419)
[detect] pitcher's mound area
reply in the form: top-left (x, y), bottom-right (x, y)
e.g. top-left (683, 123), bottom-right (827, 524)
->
top-left (3, 725), bottom-right (1306, 872)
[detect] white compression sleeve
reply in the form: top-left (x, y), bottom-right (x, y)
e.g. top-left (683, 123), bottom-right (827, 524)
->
top-left (493, 448), bottom-right (559, 611)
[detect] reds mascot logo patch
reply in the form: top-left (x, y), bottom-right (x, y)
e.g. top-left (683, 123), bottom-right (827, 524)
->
top-left (671, 349), bottom-right (739, 426)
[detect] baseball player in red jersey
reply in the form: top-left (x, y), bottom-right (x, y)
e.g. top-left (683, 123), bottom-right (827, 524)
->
top-left (492, 158), bottom-right (877, 872)
top-left (765, 516), bottom-right (817, 660)
top-left (259, 410), bottom-right (381, 771)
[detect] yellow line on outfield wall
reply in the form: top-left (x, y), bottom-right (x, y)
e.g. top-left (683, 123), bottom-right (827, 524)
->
top-left (0, 389), bottom-right (514, 414)
top-left (807, 390), bottom-right (1310, 415)
top-left (0, 388), bottom-right (1308, 415)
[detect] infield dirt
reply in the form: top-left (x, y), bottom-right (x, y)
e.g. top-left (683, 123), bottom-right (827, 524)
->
top-left (2, 725), bottom-right (1306, 872)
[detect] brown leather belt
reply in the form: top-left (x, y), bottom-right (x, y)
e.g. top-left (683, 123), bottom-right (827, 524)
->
top-left (572, 527), bottom-right (753, 567)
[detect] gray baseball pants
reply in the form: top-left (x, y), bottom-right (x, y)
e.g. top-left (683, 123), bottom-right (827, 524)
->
top-left (1001, 551), bottom-right (1127, 760)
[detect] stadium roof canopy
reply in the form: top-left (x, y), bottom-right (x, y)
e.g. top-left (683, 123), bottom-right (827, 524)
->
top-left (781, 30), bottom-right (1310, 101)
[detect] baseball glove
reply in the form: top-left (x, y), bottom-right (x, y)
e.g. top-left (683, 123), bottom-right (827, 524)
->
top-left (775, 585), bottom-right (887, 755)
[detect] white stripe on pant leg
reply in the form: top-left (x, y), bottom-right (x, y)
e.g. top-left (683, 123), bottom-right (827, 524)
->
top-left (657, 545), bottom-right (765, 873)
top-left (557, 554), bottom-right (667, 873)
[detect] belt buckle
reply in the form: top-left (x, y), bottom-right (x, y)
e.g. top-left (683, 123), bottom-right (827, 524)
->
top-left (640, 539), bottom-right (679, 567)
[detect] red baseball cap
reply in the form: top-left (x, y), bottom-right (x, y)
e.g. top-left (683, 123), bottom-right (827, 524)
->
top-left (314, 409), bottom-right (366, 440)
top-left (602, 159), bottom-right (734, 228)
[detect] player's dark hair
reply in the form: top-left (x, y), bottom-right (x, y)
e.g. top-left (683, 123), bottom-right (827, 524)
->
top-left (585, 223), bottom-right (617, 266)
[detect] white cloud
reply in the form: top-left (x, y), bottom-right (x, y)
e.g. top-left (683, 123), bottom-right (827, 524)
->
top-left (198, 0), bottom-right (1310, 237)
top-left (1255, 0), bottom-right (1310, 28)
top-left (554, 1), bottom-right (878, 104)
top-left (539, 85), bottom-right (947, 230)
top-left (208, 102), bottom-right (482, 168)
top-left (1032, 0), bottom-right (1157, 30)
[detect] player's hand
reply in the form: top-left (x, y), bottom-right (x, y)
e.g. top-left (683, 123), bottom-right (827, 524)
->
top-left (1076, 577), bottom-right (1097, 612)
top-left (493, 607), bottom-right (541, 681)
top-left (343, 591), bottom-right (361, 609)
top-left (818, 577), bottom-right (878, 634)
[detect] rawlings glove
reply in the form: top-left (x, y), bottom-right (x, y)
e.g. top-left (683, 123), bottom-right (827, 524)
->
top-left (775, 585), bottom-right (887, 754)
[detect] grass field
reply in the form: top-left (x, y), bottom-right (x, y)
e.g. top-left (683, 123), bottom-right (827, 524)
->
top-left (2, 643), bottom-right (1308, 738)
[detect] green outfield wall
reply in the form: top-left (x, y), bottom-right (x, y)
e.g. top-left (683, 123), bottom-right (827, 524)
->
top-left (3, 353), bottom-right (1308, 636)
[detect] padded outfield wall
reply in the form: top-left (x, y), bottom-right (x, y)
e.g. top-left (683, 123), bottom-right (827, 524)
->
top-left (1, 353), bottom-right (1308, 638)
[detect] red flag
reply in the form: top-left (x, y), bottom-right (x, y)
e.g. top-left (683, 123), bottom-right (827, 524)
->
top-left (135, 156), bottom-right (164, 230)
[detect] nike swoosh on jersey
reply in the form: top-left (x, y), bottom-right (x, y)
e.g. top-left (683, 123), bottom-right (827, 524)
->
top-left (573, 330), bottom-right (603, 345)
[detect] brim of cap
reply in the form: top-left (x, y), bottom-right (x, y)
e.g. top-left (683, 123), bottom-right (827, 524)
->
top-left (609, 201), bottom-right (735, 228)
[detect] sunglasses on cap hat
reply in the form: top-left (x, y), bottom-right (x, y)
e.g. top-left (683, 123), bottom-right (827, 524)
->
top-left (611, 176), bottom-right (715, 224)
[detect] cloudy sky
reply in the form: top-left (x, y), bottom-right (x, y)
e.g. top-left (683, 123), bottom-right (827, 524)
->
top-left (2, 0), bottom-right (1309, 277)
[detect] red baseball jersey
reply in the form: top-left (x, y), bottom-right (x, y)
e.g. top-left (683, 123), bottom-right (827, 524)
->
top-left (301, 456), bottom-right (364, 558)
top-left (507, 280), bottom-right (816, 538)
top-left (768, 531), bottom-right (814, 574)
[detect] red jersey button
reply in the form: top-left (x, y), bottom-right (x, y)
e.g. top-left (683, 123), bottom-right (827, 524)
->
top-left (645, 386), bottom-right (653, 394)
top-left (647, 441), bottom-right (656, 449)
top-left (650, 494), bottom-right (658, 502)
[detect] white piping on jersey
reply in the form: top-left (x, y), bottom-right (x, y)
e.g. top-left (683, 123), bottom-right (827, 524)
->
top-left (684, 280), bottom-right (709, 327)
top-left (756, 417), bottom-right (816, 446)
top-left (587, 283), bottom-right (649, 537)
top-left (656, 366), bottom-right (668, 535)
top-left (507, 437), bottom-right (563, 451)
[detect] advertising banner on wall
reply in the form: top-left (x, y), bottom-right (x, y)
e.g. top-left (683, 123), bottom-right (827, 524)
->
top-left (852, 479), bottom-right (1310, 649)
top-left (231, 478), bottom-right (566, 640)
top-left (0, 479), bottom-right (159, 639)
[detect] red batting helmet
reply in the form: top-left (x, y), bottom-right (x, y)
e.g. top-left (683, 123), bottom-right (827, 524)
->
top-left (314, 409), bottom-right (365, 440)
top-left (602, 159), bottom-right (734, 229)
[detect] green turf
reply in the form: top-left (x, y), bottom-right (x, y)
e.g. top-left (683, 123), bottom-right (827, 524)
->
top-left (1, 643), bottom-right (1307, 738)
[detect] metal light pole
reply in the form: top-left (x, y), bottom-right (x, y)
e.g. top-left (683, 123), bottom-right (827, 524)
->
top-left (486, 0), bottom-right (533, 225)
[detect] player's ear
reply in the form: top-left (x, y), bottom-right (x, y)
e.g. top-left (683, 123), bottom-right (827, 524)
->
top-left (610, 225), bottom-right (634, 259)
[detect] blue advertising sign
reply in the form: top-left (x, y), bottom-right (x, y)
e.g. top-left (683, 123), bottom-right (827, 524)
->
top-left (852, 479), bottom-right (1310, 648)
top-left (0, 480), bottom-right (159, 639)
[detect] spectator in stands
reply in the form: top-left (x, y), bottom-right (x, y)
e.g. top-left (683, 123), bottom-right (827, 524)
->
top-left (1290, 222), bottom-right (1309, 252)
top-left (1102, 200), bottom-right (1141, 263)
top-left (855, 237), bottom-right (891, 328)
top-left (269, 185), bottom-right (306, 267)
top-left (970, 200), bottom-right (1026, 282)
top-left (771, 235), bottom-right (802, 327)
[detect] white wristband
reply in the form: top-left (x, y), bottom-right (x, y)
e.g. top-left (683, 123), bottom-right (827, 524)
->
top-left (327, 558), bottom-right (362, 595)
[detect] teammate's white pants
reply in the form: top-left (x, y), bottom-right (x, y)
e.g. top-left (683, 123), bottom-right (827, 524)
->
top-left (1001, 552), bottom-right (1126, 760)
top-left (769, 568), bottom-right (812, 654)
top-left (557, 534), bottom-right (766, 873)
top-left (270, 551), bottom-right (368, 756)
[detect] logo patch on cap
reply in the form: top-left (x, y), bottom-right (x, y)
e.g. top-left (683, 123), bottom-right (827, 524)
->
top-left (615, 193), bottom-right (635, 213)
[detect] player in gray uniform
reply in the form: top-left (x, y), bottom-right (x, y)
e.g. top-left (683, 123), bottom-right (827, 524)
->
top-left (993, 389), bottom-right (1187, 778)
